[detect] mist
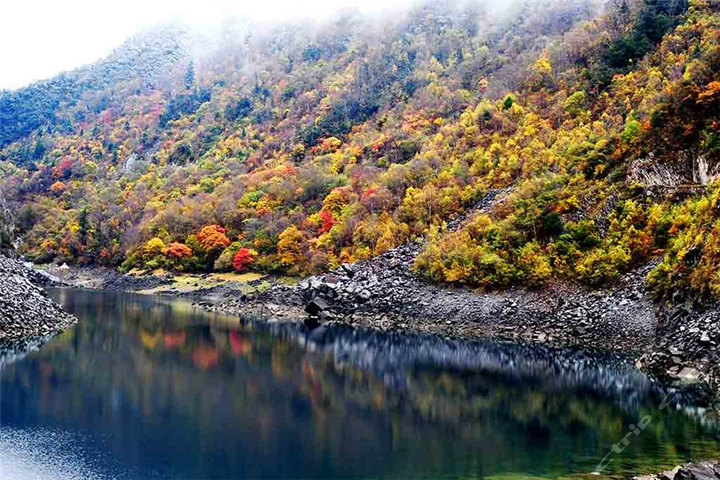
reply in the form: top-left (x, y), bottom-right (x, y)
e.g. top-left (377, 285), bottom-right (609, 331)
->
top-left (0, 0), bottom-right (422, 90)
top-left (1, 0), bottom-right (611, 91)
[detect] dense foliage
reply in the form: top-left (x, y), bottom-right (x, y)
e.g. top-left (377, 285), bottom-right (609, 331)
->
top-left (1, 0), bottom-right (719, 299)
top-left (416, 0), bottom-right (720, 297)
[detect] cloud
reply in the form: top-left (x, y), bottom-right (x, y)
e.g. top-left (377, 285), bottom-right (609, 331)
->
top-left (0, 0), bottom-right (418, 90)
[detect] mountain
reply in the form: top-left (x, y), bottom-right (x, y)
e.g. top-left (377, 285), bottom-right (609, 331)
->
top-left (0, 0), bottom-right (718, 300)
top-left (0, 24), bottom-right (191, 150)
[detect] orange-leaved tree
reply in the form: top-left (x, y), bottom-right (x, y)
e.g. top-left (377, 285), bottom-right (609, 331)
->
top-left (165, 242), bottom-right (193, 260)
top-left (197, 225), bottom-right (231, 253)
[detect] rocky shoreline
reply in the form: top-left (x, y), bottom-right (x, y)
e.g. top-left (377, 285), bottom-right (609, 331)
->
top-left (204, 192), bottom-right (719, 406)
top-left (222, 244), bottom-right (658, 354)
top-left (0, 256), bottom-right (77, 340)
top-left (636, 461), bottom-right (720, 480)
top-left (39, 190), bottom-right (718, 407)
top-left (207, 246), bottom-right (717, 404)
top-left (29, 190), bottom-right (718, 407)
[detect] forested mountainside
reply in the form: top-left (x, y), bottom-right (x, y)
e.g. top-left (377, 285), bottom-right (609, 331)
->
top-left (1, 0), bottom-right (719, 299)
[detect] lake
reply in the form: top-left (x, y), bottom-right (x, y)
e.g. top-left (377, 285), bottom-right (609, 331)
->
top-left (0, 288), bottom-right (718, 479)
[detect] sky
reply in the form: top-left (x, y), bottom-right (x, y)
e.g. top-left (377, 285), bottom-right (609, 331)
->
top-left (0, 0), bottom-right (413, 90)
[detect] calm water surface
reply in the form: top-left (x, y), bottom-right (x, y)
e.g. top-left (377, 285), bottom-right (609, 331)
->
top-left (0, 289), bottom-right (718, 479)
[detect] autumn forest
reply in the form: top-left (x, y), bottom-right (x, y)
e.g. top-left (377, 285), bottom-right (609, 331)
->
top-left (1, 0), bottom-right (719, 299)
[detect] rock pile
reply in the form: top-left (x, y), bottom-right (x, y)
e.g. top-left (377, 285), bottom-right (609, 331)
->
top-left (250, 244), bottom-right (658, 354)
top-left (636, 462), bottom-right (720, 480)
top-left (0, 256), bottom-right (76, 340)
top-left (639, 300), bottom-right (720, 398)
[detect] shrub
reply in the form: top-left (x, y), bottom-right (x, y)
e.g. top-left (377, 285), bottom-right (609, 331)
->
top-left (574, 245), bottom-right (631, 286)
top-left (164, 242), bottom-right (193, 270)
top-left (214, 242), bottom-right (242, 271)
top-left (144, 238), bottom-right (166, 258)
top-left (516, 242), bottom-right (552, 287)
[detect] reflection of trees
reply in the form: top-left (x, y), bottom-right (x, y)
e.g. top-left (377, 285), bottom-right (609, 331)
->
top-left (163, 331), bottom-right (186, 349)
top-left (1, 290), bottom-right (719, 479)
top-left (228, 331), bottom-right (251, 356)
top-left (192, 344), bottom-right (220, 370)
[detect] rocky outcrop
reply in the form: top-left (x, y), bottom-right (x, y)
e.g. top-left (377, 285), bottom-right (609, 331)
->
top-left (0, 256), bottom-right (76, 340)
top-left (638, 300), bottom-right (720, 402)
top-left (628, 156), bottom-right (688, 187)
top-left (627, 152), bottom-right (720, 188)
top-left (636, 461), bottom-right (720, 480)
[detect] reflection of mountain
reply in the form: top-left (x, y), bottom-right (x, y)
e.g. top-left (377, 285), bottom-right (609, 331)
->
top-left (1, 289), bottom-right (718, 480)
top-left (257, 320), bottom-right (661, 403)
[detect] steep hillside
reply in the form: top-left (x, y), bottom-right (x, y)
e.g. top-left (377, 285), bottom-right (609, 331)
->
top-left (1, 0), bottom-right (718, 301)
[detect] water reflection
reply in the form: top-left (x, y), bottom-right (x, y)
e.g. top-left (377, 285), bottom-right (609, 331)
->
top-left (0, 289), bottom-right (718, 480)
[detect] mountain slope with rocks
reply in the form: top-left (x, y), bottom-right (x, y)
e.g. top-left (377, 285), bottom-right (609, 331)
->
top-left (212, 190), bottom-right (656, 352)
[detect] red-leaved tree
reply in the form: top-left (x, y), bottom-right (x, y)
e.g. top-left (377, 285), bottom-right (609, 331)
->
top-left (233, 247), bottom-right (256, 272)
top-left (318, 209), bottom-right (337, 234)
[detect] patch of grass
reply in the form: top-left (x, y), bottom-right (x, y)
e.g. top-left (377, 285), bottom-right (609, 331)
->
top-left (137, 271), bottom-right (271, 295)
top-left (212, 272), bottom-right (266, 283)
